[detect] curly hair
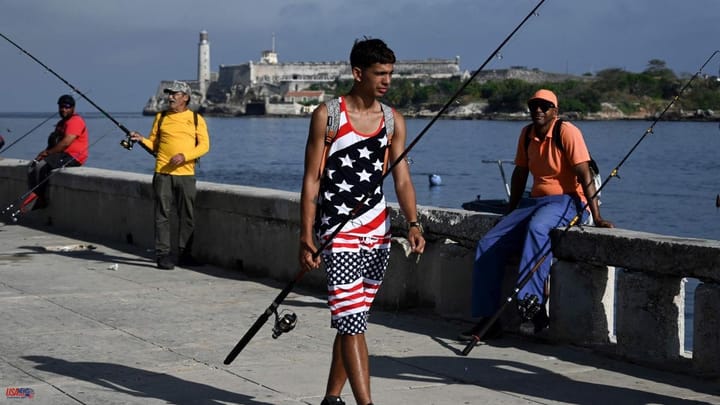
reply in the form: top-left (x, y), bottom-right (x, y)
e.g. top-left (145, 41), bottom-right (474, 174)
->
top-left (350, 37), bottom-right (396, 69)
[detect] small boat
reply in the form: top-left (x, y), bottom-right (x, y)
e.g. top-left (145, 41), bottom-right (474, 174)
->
top-left (461, 159), bottom-right (514, 214)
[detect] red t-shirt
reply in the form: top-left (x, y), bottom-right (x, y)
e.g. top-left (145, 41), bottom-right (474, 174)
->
top-left (56, 114), bottom-right (89, 164)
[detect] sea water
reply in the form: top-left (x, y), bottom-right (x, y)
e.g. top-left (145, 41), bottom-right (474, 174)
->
top-left (2, 112), bottom-right (719, 350)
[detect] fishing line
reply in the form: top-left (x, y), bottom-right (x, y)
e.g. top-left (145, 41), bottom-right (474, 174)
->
top-left (0, 112), bottom-right (57, 155)
top-left (0, 33), bottom-right (133, 144)
top-left (461, 49), bottom-right (720, 356)
top-left (0, 125), bottom-right (119, 223)
top-left (223, 0), bottom-right (548, 365)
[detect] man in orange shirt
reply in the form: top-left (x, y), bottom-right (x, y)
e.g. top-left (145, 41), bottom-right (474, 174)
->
top-left (460, 89), bottom-right (613, 341)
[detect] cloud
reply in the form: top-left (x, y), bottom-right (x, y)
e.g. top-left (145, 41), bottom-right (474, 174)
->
top-left (1, 0), bottom-right (718, 111)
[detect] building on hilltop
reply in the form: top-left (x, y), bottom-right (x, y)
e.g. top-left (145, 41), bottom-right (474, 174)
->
top-left (143, 30), bottom-right (215, 115)
top-left (143, 31), bottom-right (464, 116)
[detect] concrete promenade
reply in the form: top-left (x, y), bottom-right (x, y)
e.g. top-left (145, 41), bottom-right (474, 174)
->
top-left (1, 224), bottom-right (718, 405)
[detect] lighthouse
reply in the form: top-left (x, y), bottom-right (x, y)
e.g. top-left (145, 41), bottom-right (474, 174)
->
top-left (197, 30), bottom-right (210, 102)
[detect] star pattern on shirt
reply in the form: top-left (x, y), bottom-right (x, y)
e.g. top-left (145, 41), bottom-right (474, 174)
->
top-left (357, 169), bottom-right (372, 182)
top-left (316, 130), bottom-right (389, 231)
top-left (339, 154), bottom-right (356, 167)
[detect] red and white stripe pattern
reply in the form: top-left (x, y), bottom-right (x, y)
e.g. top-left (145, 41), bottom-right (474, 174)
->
top-left (328, 278), bottom-right (382, 320)
top-left (323, 248), bottom-right (390, 334)
top-left (316, 96), bottom-right (390, 252)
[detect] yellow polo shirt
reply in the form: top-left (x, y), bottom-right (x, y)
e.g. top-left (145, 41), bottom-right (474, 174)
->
top-left (139, 109), bottom-right (210, 175)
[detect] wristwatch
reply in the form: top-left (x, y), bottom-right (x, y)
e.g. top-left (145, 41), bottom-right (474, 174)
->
top-left (408, 221), bottom-right (424, 234)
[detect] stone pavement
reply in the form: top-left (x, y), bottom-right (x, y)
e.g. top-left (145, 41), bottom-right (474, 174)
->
top-left (0, 224), bottom-right (718, 405)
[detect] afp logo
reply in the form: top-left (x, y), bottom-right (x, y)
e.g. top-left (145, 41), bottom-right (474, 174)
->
top-left (6, 387), bottom-right (35, 399)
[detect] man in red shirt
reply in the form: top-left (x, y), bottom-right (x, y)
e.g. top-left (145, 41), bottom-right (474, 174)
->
top-left (22, 94), bottom-right (88, 212)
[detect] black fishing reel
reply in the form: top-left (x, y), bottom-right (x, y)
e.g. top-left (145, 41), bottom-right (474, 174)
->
top-left (120, 135), bottom-right (135, 150)
top-left (271, 309), bottom-right (297, 339)
top-left (517, 294), bottom-right (541, 322)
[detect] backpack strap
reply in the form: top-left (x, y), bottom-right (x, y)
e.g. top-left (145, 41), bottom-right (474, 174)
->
top-left (552, 119), bottom-right (565, 153)
top-left (156, 111), bottom-right (168, 134)
top-left (318, 98), bottom-right (341, 179)
top-left (524, 119), bottom-right (565, 156)
top-left (318, 99), bottom-right (395, 178)
top-left (380, 101), bottom-right (394, 174)
top-left (157, 110), bottom-right (198, 135)
top-left (552, 119), bottom-right (599, 175)
top-left (155, 110), bottom-right (200, 159)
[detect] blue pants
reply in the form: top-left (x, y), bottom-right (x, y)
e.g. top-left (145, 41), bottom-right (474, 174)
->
top-left (471, 194), bottom-right (586, 317)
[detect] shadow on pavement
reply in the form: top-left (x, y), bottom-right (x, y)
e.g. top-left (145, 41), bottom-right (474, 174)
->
top-left (369, 353), bottom-right (711, 404)
top-left (370, 310), bottom-right (720, 400)
top-left (23, 355), bottom-right (272, 405)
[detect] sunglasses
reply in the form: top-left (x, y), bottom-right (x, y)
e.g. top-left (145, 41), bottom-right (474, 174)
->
top-left (528, 100), bottom-right (555, 112)
top-left (59, 104), bottom-right (73, 109)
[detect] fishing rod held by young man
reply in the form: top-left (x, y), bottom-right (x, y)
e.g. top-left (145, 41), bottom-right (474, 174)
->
top-left (223, 0), bottom-right (548, 366)
top-left (461, 49), bottom-right (720, 356)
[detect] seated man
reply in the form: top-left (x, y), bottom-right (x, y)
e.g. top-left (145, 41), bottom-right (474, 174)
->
top-left (21, 94), bottom-right (88, 212)
top-left (460, 89), bottom-right (613, 341)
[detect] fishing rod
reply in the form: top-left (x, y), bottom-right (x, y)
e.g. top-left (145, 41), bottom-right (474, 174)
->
top-left (1, 126), bottom-right (118, 223)
top-left (0, 32), bottom-right (145, 153)
top-left (461, 49), bottom-right (720, 356)
top-left (223, 0), bottom-right (548, 365)
top-left (0, 113), bottom-right (57, 155)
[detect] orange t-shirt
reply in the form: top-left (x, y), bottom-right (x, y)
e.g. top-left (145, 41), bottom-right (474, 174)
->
top-left (514, 119), bottom-right (591, 202)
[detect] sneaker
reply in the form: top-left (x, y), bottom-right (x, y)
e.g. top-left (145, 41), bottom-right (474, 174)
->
top-left (458, 318), bottom-right (503, 342)
top-left (532, 308), bottom-right (550, 334)
top-left (156, 255), bottom-right (175, 270)
top-left (320, 396), bottom-right (345, 405)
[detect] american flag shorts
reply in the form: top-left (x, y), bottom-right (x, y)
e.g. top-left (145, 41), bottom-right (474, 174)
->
top-left (323, 248), bottom-right (390, 335)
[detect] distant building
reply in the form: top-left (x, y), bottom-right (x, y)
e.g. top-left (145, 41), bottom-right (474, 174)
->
top-left (144, 31), bottom-right (464, 116)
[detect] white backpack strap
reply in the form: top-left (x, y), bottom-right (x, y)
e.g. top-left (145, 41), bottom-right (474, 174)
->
top-left (325, 98), bottom-right (341, 144)
top-left (381, 102), bottom-right (394, 141)
top-left (380, 102), bottom-right (395, 174)
top-left (319, 98), bottom-right (341, 179)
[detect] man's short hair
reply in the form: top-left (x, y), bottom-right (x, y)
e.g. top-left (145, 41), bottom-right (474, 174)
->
top-left (57, 94), bottom-right (75, 107)
top-left (350, 38), bottom-right (396, 69)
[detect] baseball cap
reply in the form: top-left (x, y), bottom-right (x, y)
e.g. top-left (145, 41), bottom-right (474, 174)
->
top-left (57, 94), bottom-right (76, 107)
top-left (163, 80), bottom-right (191, 94)
top-left (528, 89), bottom-right (558, 108)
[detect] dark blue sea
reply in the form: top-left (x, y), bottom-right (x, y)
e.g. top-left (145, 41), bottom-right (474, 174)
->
top-left (2, 112), bottom-right (718, 350)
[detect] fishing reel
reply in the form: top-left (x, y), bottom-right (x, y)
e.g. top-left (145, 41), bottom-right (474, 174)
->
top-left (271, 309), bottom-right (297, 339)
top-left (517, 294), bottom-right (541, 322)
top-left (120, 135), bottom-right (135, 150)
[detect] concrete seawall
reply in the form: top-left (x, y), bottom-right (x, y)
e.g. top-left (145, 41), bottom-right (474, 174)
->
top-left (0, 159), bottom-right (718, 377)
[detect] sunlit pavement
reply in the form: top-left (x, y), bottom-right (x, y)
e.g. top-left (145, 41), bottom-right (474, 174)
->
top-left (1, 224), bottom-right (718, 404)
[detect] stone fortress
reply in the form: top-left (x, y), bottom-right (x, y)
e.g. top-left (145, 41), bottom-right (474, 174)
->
top-left (143, 31), bottom-right (584, 118)
top-left (143, 31), bottom-right (466, 116)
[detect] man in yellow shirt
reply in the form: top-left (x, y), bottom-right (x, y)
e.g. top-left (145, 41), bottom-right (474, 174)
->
top-left (130, 81), bottom-right (210, 269)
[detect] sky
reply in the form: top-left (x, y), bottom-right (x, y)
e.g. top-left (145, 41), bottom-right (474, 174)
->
top-left (1, 0), bottom-right (719, 112)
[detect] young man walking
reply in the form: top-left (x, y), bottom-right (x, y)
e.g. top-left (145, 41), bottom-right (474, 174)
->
top-left (299, 38), bottom-right (425, 405)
